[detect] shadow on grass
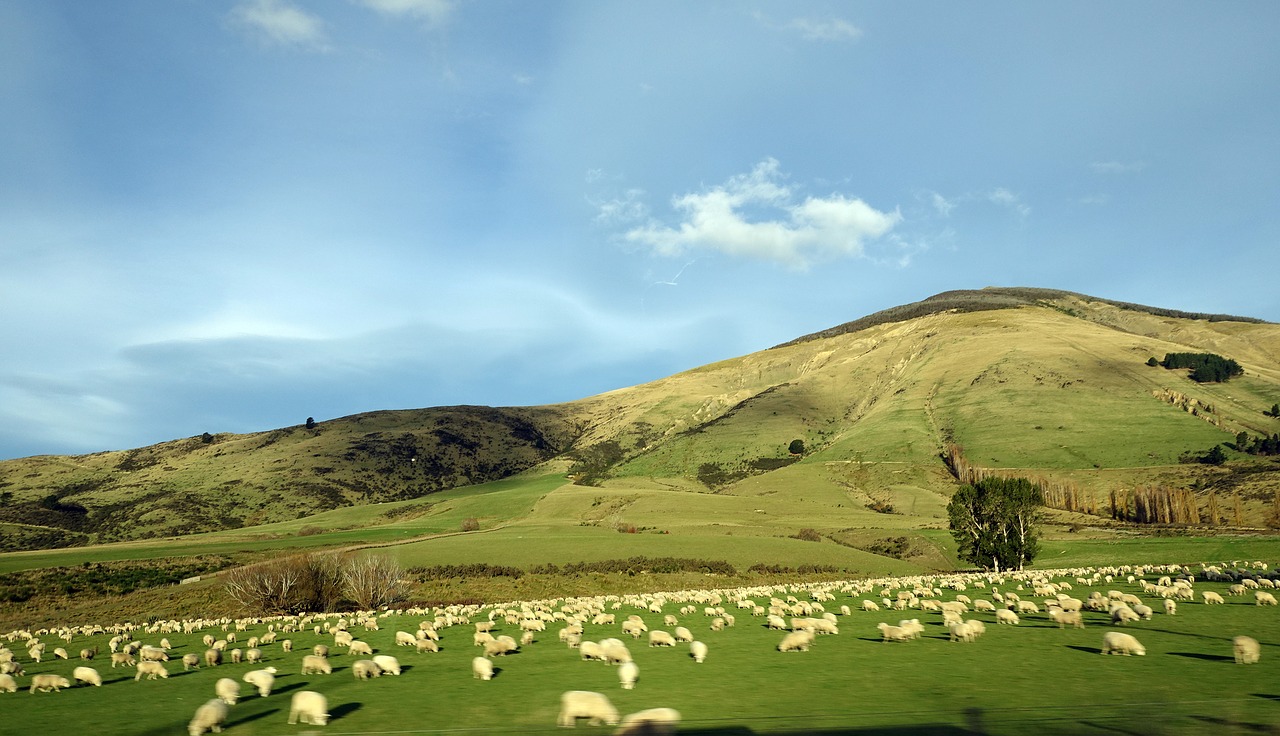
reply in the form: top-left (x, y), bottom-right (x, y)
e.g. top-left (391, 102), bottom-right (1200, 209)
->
top-left (330, 701), bottom-right (362, 722)
top-left (1067, 645), bottom-right (1101, 655)
top-left (677, 727), bottom-right (981, 736)
top-left (1167, 651), bottom-right (1233, 662)
top-left (270, 681), bottom-right (308, 696)
top-left (1189, 714), bottom-right (1276, 733)
top-left (1252, 693), bottom-right (1280, 702)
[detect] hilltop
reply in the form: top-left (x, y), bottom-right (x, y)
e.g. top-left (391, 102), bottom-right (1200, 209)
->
top-left (2, 287), bottom-right (1279, 553)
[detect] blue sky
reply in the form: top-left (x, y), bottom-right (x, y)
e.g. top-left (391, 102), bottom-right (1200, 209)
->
top-left (2, 1), bottom-right (1278, 460)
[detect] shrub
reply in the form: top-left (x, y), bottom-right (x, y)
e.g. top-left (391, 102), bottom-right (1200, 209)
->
top-left (792, 528), bottom-right (822, 542)
top-left (460, 517), bottom-right (480, 532)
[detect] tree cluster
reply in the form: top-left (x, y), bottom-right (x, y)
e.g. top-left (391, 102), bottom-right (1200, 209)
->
top-left (947, 477), bottom-right (1042, 572)
top-left (1235, 431), bottom-right (1280, 456)
top-left (224, 552), bottom-right (406, 615)
top-left (1160, 352), bottom-right (1243, 383)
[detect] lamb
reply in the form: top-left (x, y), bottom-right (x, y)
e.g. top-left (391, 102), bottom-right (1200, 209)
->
top-left (243, 667), bottom-right (278, 696)
top-left (215, 677), bottom-right (240, 705)
top-left (613, 708), bottom-right (681, 736)
top-left (472, 656), bottom-right (493, 681)
top-left (648, 630), bottom-right (676, 647)
top-left (557, 690), bottom-right (620, 727)
top-left (30, 674), bottom-right (72, 692)
top-left (183, 653), bottom-right (201, 671)
top-left (618, 661), bottom-right (638, 690)
top-left (188, 699), bottom-right (228, 736)
top-left (995, 609), bottom-right (1019, 625)
top-left (352, 659), bottom-right (383, 680)
top-left (372, 654), bottom-right (401, 675)
top-left (0, 673), bottom-right (15, 693)
top-left (1202, 591), bottom-right (1225, 605)
top-left (1101, 631), bottom-right (1146, 656)
top-left (135, 661), bottom-right (169, 680)
top-left (72, 666), bottom-right (102, 686)
top-left (301, 654), bottom-right (333, 675)
top-left (1233, 636), bottom-right (1261, 664)
top-left (690, 640), bottom-right (708, 663)
top-left (288, 690), bottom-right (331, 726)
top-left (1256, 591), bottom-right (1278, 606)
top-left (777, 630), bottom-right (814, 651)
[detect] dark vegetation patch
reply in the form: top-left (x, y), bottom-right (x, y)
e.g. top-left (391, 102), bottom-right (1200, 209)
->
top-left (747, 563), bottom-right (841, 574)
top-left (530, 557), bottom-right (737, 576)
top-left (408, 563), bottom-right (526, 580)
top-left (1159, 353), bottom-right (1244, 383)
top-left (0, 556), bottom-right (232, 604)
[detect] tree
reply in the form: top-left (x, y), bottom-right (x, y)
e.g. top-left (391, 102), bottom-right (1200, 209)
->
top-left (1146, 357), bottom-right (1159, 367)
top-left (342, 554), bottom-right (407, 610)
top-left (1268, 404), bottom-right (1280, 418)
top-left (788, 439), bottom-right (805, 455)
top-left (947, 476), bottom-right (1042, 572)
top-left (305, 417), bottom-right (317, 430)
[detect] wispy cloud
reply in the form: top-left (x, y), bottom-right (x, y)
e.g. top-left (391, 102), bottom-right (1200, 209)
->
top-left (988, 187), bottom-right (1031, 217)
top-left (786, 17), bottom-right (862, 42)
top-left (357, 0), bottom-right (453, 25)
top-left (619, 159), bottom-right (900, 268)
top-left (929, 191), bottom-right (955, 217)
top-left (230, 0), bottom-right (327, 48)
top-left (1090, 160), bottom-right (1146, 174)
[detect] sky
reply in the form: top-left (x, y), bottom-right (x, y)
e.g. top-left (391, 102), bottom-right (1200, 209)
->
top-left (2, 1), bottom-right (1278, 460)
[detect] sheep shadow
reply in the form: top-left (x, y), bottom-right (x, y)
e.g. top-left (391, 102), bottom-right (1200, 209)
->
top-left (1189, 714), bottom-right (1276, 733)
top-left (1167, 651), bottom-right (1233, 663)
top-left (271, 681), bottom-right (308, 696)
top-left (677, 726), bottom-right (982, 735)
top-left (1252, 693), bottom-right (1280, 702)
top-left (226, 709), bottom-right (280, 730)
top-left (1067, 645), bottom-right (1101, 655)
top-left (329, 702), bottom-right (362, 722)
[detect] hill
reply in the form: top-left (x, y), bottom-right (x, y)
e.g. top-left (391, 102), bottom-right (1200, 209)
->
top-left (2, 286), bottom-right (1279, 554)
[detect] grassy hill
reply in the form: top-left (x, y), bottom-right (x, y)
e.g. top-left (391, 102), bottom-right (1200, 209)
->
top-left (2, 286), bottom-right (1278, 564)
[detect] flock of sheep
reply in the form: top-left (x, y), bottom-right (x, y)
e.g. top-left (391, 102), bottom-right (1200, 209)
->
top-left (0, 559), bottom-right (1275, 733)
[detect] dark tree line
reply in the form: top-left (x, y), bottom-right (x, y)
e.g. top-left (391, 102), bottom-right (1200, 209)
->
top-left (1235, 432), bottom-right (1280, 456)
top-left (1160, 352), bottom-right (1243, 383)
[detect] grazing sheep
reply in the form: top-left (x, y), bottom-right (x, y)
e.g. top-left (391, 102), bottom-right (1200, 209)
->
top-left (648, 630), bottom-right (676, 647)
top-left (618, 661), bottom-right (638, 690)
top-left (188, 699), bottom-right (228, 736)
top-left (288, 690), bottom-right (331, 726)
top-left (897, 619), bottom-right (923, 639)
top-left (1202, 591), bottom-right (1225, 605)
top-left (30, 674), bottom-right (72, 692)
top-left (1256, 592), bottom-right (1278, 606)
top-left (139, 646), bottom-right (168, 662)
top-left (472, 656), bottom-right (493, 681)
top-left (876, 623), bottom-right (912, 643)
top-left (1111, 606), bottom-right (1141, 625)
top-left (1016, 601), bottom-right (1039, 614)
top-left (974, 600), bottom-right (996, 613)
top-left (673, 626), bottom-right (694, 643)
top-left (53, 647), bottom-right (69, 660)
top-left (861, 600), bottom-right (879, 612)
top-left (215, 677), bottom-right (240, 705)
top-left (613, 708), bottom-right (681, 736)
top-left (1233, 636), bottom-right (1261, 665)
top-left (1164, 599), bottom-right (1177, 615)
top-left (777, 630), bottom-right (814, 652)
top-left (622, 620), bottom-right (648, 639)
top-left (558, 691), bottom-right (620, 727)
top-left (73, 666), bottom-right (102, 686)
top-left (415, 639), bottom-right (439, 653)
top-left (183, 653), bottom-right (201, 671)
top-left (521, 631), bottom-right (535, 646)
top-left (245, 647), bottom-right (263, 664)
top-left (243, 667), bottom-right (278, 696)
top-left (372, 655), bottom-right (401, 676)
top-left (281, 639), bottom-right (292, 653)
top-left (1049, 609), bottom-right (1084, 629)
top-left (1133, 604), bottom-right (1154, 620)
top-left (203, 649), bottom-right (221, 667)
top-left (965, 619), bottom-right (987, 639)
top-left (301, 654), bottom-right (333, 675)
top-left (79, 647), bottom-right (97, 661)
top-left (948, 622), bottom-right (976, 643)
top-left (313, 644), bottom-right (330, 658)
top-left (229, 649), bottom-right (242, 664)
top-left (690, 641), bottom-right (708, 663)
top-left (766, 615), bottom-right (788, 630)
top-left (995, 609), bottom-right (1019, 625)
top-left (348, 640), bottom-right (374, 657)
top-left (352, 659), bottom-right (383, 680)
top-left (580, 642), bottom-right (607, 662)
top-left (112, 652), bottom-right (137, 668)
top-left (602, 640), bottom-right (633, 666)
top-left (1101, 631), bottom-right (1146, 656)
top-left (0, 674), bottom-right (16, 693)
top-left (135, 661), bottom-right (169, 680)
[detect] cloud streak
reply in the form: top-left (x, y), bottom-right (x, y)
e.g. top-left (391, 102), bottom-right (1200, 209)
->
top-left (620, 159), bottom-right (900, 268)
top-left (230, 0), bottom-right (327, 47)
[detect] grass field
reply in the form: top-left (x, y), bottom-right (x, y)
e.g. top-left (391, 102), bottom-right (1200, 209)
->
top-left (4, 565), bottom-right (1278, 735)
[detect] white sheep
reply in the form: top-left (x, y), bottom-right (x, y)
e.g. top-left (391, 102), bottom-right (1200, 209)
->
top-left (288, 690), bottom-right (331, 725)
top-left (1101, 631), bottom-right (1146, 656)
top-left (135, 661), bottom-right (169, 680)
top-left (1164, 599), bottom-right (1177, 615)
top-left (188, 699), bottom-right (228, 736)
top-left (1233, 636), bottom-right (1260, 664)
top-left (72, 666), bottom-right (102, 686)
top-left (876, 623), bottom-right (912, 643)
top-left (30, 674), bottom-right (72, 692)
top-left (0, 673), bottom-right (15, 693)
top-left (372, 655), bottom-right (401, 676)
top-left (558, 691), bottom-right (619, 727)
top-left (648, 630), bottom-right (676, 647)
top-left (183, 653), bottom-right (201, 671)
top-left (580, 641), bottom-right (606, 662)
top-left (618, 661), bottom-right (638, 690)
top-left (112, 651), bottom-right (137, 668)
top-left (602, 640), bottom-right (633, 666)
top-left (348, 640), bottom-right (374, 656)
top-left (995, 609), bottom-right (1019, 625)
top-left (948, 621), bottom-right (976, 643)
top-left (673, 626), bottom-right (694, 643)
top-left (243, 667), bottom-right (278, 696)
top-left (1202, 591), bottom-right (1225, 605)
top-left (1133, 604), bottom-right (1154, 620)
top-left (352, 659), bottom-right (383, 680)
top-left (690, 640), bottom-right (708, 663)
top-left (1048, 609), bottom-right (1084, 629)
top-left (215, 677), bottom-right (240, 705)
top-left (415, 639), bottom-right (439, 653)
top-left (472, 656), bottom-right (493, 681)
top-left (301, 654), bottom-right (333, 675)
top-left (965, 619), bottom-right (987, 639)
top-left (1111, 606), bottom-right (1140, 625)
top-left (613, 708), bottom-right (681, 736)
top-left (777, 630), bottom-right (814, 651)
top-left (1256, 591), bottom-right (1278, 606)
top-left (203, 649), bottom-right (221, 667)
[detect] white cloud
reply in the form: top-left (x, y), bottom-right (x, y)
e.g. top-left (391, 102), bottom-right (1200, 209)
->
top-left (988, 187), bottom-right (1030, 217)
top-left (1091, 160), bottom-right (1146, 174)
top-left (929, 191), bottom-right (955, 217)
top-left (786, 17), bottom-right (862, 42)
top-left (594, 189), bottom-right (650, 226)
top-left (358, 0), bottom-right (453, 24)
top-left (621, 159), bottom-right (900, 268)
top-left (230, 0), bottom-right (327, 47)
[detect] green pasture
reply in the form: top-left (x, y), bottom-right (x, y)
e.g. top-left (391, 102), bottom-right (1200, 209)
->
top-left (4, 567), bottom-right (1279, 735)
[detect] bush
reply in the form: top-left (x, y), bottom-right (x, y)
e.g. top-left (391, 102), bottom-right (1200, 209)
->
top-left (460, 517), bottom-right (480, 532)
top-left (792, 528), bottom-right (822, 542)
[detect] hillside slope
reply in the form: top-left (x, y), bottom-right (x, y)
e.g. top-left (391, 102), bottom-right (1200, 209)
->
top-left (2, 287), bottom-right (1278, 550)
